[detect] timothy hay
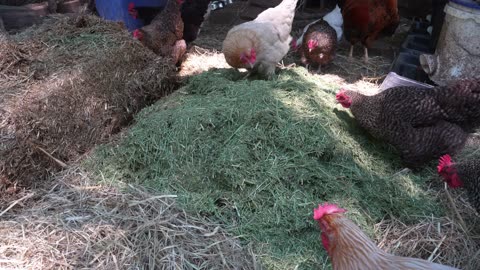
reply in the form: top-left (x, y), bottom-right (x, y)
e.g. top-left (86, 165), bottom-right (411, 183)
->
top-left (0, 167), bottom-right (257, 269)
top-left (0, 15), bottom-right (179, 190)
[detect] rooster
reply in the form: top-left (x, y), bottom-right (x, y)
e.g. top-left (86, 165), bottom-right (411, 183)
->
top-left (222, 0), bottom-right (299, 79)
top-left (299, 19), bottom-right (337, 74)
top-left (337, 0), bottom-right (399, 62)
top-left (438, 154), bottom-right (480, 213)
top-left (132, 0), bottom-right (186, 65)
top-left (335, 79), bottom-right (480, 168)
top-left (313, 203), bottom-right (460, 270)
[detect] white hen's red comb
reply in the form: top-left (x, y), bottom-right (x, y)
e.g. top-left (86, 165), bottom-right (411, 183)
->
top-left (313, 203), bottom-right (346, 220)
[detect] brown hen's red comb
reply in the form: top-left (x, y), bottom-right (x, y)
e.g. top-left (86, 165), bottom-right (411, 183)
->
top-left (313, 203), bottom-right (346, 220)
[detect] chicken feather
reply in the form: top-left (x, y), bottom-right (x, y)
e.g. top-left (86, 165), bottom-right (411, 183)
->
top-left (222, 0), bottom-right (299, 79)
top-left (313, 203), bottom-right (460, 270)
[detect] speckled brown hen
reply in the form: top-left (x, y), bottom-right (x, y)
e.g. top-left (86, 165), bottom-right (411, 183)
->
top-left (300, 19), bottom-right (337, 74)
top-left (336, 79), bottom-right (480, 168)
top-left (133, 0), bottom-right (186, 65)
top-left (438, 154), bottom-right (480, 213)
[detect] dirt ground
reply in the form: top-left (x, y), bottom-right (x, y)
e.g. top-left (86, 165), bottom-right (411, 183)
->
top-left (1, 2), bottom-right (479, 269)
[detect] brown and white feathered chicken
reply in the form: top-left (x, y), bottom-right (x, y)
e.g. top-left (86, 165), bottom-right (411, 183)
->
top-left (438, 154), bottom-right (480, 213)
top-left (222, 0), bottom-right (299, 79)
top-left (299, 19), bottom-right (337, 73)
top-left (336, 79), bottom-right (480, 168)
top-left (292, 4), bottom-right (343, 49)
top-left (133, 0), bottom-right (186, 65)
top-left (313, 203), bottom-right (460, 270)
top-left (337, 0), bottom-right (399, 62)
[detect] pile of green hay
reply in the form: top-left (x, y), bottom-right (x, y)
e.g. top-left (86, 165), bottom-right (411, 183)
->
top-left (89, 68), bottom-right (443, 269)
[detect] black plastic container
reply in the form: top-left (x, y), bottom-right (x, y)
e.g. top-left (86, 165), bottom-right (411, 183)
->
top-left (391, 52), bottom-right (430, 83)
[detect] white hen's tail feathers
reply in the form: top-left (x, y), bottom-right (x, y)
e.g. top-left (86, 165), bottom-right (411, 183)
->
top-left (323, 4), bottom-right (343, 41)
top-left (254, 0), bottom-right (299, 41)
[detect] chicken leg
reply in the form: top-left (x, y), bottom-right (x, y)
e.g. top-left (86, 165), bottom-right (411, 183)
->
top-left (348, 44), bottom-right (354, 59)
top-left (363, 46), bottom-right (369, 63)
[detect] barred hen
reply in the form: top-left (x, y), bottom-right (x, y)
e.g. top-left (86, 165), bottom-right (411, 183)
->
top-left (133, 0), bottom-right (186, 65)
top-left (300, 19), bottom-right (337, 74)
top-left (438, 154), bottom-right (480, 213)
top-left (313, 203), bottom-right (460, 270)
top-left (336, 79), bottom-right (480, 168)
top-left (337, 0), bottom-right (399, 62)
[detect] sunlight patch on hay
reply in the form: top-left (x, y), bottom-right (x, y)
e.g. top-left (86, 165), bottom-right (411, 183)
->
top-left (179, 46), bottom-right (230, 77)
top-left (0, 168), bottom-right (257, 269)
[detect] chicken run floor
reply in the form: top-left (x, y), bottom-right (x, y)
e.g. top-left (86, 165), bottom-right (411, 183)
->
top-left (0, 2), bottom-right (479, 270)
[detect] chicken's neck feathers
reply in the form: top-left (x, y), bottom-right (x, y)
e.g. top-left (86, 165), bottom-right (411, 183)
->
top-left (331, 216), bottom-right (459, 270)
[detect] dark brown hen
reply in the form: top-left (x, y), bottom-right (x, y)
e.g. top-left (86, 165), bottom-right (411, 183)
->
top-left (336, 79), bottom-right (480, 168)
top-left (300, 19), bottom-right (337, 73)
top-left (438, 155), bottom-right (480, 213)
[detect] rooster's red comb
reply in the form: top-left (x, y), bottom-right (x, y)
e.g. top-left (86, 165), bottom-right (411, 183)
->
top-left (313, 203), bottom-right (346, 220)
top-left (437, 154), bottom-right (453, 174)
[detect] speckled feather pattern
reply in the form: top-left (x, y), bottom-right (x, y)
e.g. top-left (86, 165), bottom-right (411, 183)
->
top-left (138, 0), bottom-right (184, 59)
top-left (456, 160), bottom-right (480, 212)
top-left (345, 79), bottom-right (480, 168)
top-left (300, 20), bottom-right (338, 66)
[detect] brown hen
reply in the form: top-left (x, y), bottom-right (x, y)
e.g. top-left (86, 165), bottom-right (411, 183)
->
top-left (133, 0), bottom-right (186, 65)
top-left (338, 0), bottom-right (399, 62)
top-left (300, 19), bottom-right (337, 74)
top-left (313, 203), bottom-right (460, 270)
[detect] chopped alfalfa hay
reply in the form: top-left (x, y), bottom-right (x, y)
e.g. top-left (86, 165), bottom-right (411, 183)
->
top-left (0, 15), bottom-right (179, 191)
top-left (87, 67), bottom-right (480, 269)
top-left (0, 167), bottom-right (257, 269)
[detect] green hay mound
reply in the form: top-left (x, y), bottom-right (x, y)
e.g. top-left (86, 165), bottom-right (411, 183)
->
top-left (89, 68), bottom-right (442, 269)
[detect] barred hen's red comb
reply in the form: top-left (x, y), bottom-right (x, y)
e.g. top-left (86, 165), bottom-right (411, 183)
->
top-left (313, 203), bottom-right (346, 220)
top-left (335, 89), bottom-right (348, 101)
top-left (438, 154), bottom-right (453, 174)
